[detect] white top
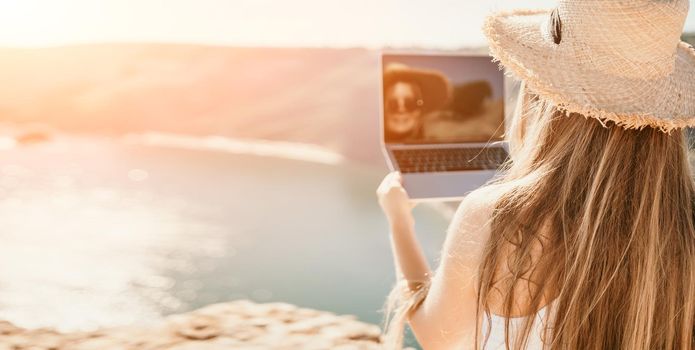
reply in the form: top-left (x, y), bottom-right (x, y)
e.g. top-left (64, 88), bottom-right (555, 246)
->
top-left (480, 303), bottom-right (553, 350)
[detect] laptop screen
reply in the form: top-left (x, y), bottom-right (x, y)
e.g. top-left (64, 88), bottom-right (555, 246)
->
top-left (381, 53), bottom-right (505, 145)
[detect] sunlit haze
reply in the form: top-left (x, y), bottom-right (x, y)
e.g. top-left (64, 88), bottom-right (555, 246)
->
top-left (3, 0), bottom-right (695, 49)
top-left (1, 0), bottom-right (695, 345)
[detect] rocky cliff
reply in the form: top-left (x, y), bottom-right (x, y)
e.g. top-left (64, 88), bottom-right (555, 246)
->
top-left (0, 300), bottom-right (384, 349)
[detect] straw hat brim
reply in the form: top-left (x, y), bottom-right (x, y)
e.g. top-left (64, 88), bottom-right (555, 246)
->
top-left (483, 9), bottom-right (695, 132)
top-left (383, 65), bottom-right (453, 112)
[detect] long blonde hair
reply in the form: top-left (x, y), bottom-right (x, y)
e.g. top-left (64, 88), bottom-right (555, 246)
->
top-left (477, 87), bottom-right (695, 349)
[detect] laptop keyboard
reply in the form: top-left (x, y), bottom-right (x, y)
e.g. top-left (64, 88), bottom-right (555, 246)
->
top-left (393, 147), bottom-right (508, 173)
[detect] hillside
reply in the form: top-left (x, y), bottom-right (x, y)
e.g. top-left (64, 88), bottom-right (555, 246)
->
top-left (0, 44), bottom-right (382, 163)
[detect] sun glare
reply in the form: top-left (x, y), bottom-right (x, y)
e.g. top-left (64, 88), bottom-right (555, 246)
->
top-left (2, 0), bottom-right (693, 49)
top-left (0, 0), bottom-right (92, 47)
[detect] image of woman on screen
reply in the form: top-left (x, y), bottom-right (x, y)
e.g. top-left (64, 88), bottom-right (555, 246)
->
top-left (382, 63), bottom-right (452, 143)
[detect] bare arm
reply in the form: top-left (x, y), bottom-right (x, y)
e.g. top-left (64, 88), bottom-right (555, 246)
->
top-left (378, 172), bottom-right (494, 349)
top-left (387, 212), bottom-right (431, 286)
top-left (377, 172), bottom-right (431, 285)
top-left (408, 194), bottom-right (493, 349)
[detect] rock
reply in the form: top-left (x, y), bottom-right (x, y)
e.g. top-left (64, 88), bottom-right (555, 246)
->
top-left (171, 314), bottom-right (221, 340)
top-left (0, 301), bottom-right (384, 349)
top-left (0, 321), bottom-right (21, 336)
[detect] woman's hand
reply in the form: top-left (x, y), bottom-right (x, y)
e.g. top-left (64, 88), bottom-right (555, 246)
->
top-left (376, 171), bottom-right (416, 225)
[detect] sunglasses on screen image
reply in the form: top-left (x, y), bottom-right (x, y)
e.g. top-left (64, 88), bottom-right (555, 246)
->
top-left (385, 97), bottom-right (425, 114)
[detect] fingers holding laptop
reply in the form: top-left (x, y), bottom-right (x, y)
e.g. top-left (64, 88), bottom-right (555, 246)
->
top-left (377, 171), bottom-right (417, 222)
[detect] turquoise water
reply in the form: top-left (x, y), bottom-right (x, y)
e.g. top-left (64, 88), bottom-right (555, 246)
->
top-left (0, 134), bottom-right (450, 333)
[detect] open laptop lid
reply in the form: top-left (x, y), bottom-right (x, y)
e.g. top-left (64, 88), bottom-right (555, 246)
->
top-left (380, 52), bottom-right (505, 146)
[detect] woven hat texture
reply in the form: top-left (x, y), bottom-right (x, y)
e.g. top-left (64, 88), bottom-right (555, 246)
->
top-left (483, 0), bottom-right (695, 132)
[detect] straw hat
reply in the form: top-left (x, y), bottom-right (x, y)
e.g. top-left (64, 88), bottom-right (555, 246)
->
top-left (483, 0), bottom-right (695, 132)
top-left (383, 63), bottom-right (452, 113)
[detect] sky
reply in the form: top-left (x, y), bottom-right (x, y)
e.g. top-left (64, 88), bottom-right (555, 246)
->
top-left (1, 0), bottom-right (695, 49)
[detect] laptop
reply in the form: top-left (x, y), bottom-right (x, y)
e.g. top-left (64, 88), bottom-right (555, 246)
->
top-left (380, 52), bottom-right (510, 201)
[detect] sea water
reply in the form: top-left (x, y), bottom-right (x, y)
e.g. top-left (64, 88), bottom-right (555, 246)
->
top-left (0, 133), bottom-right (450, 333)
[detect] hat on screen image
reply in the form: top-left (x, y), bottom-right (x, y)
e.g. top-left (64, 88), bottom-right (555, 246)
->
top-left (383, 63), bottom-right (453, 113)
